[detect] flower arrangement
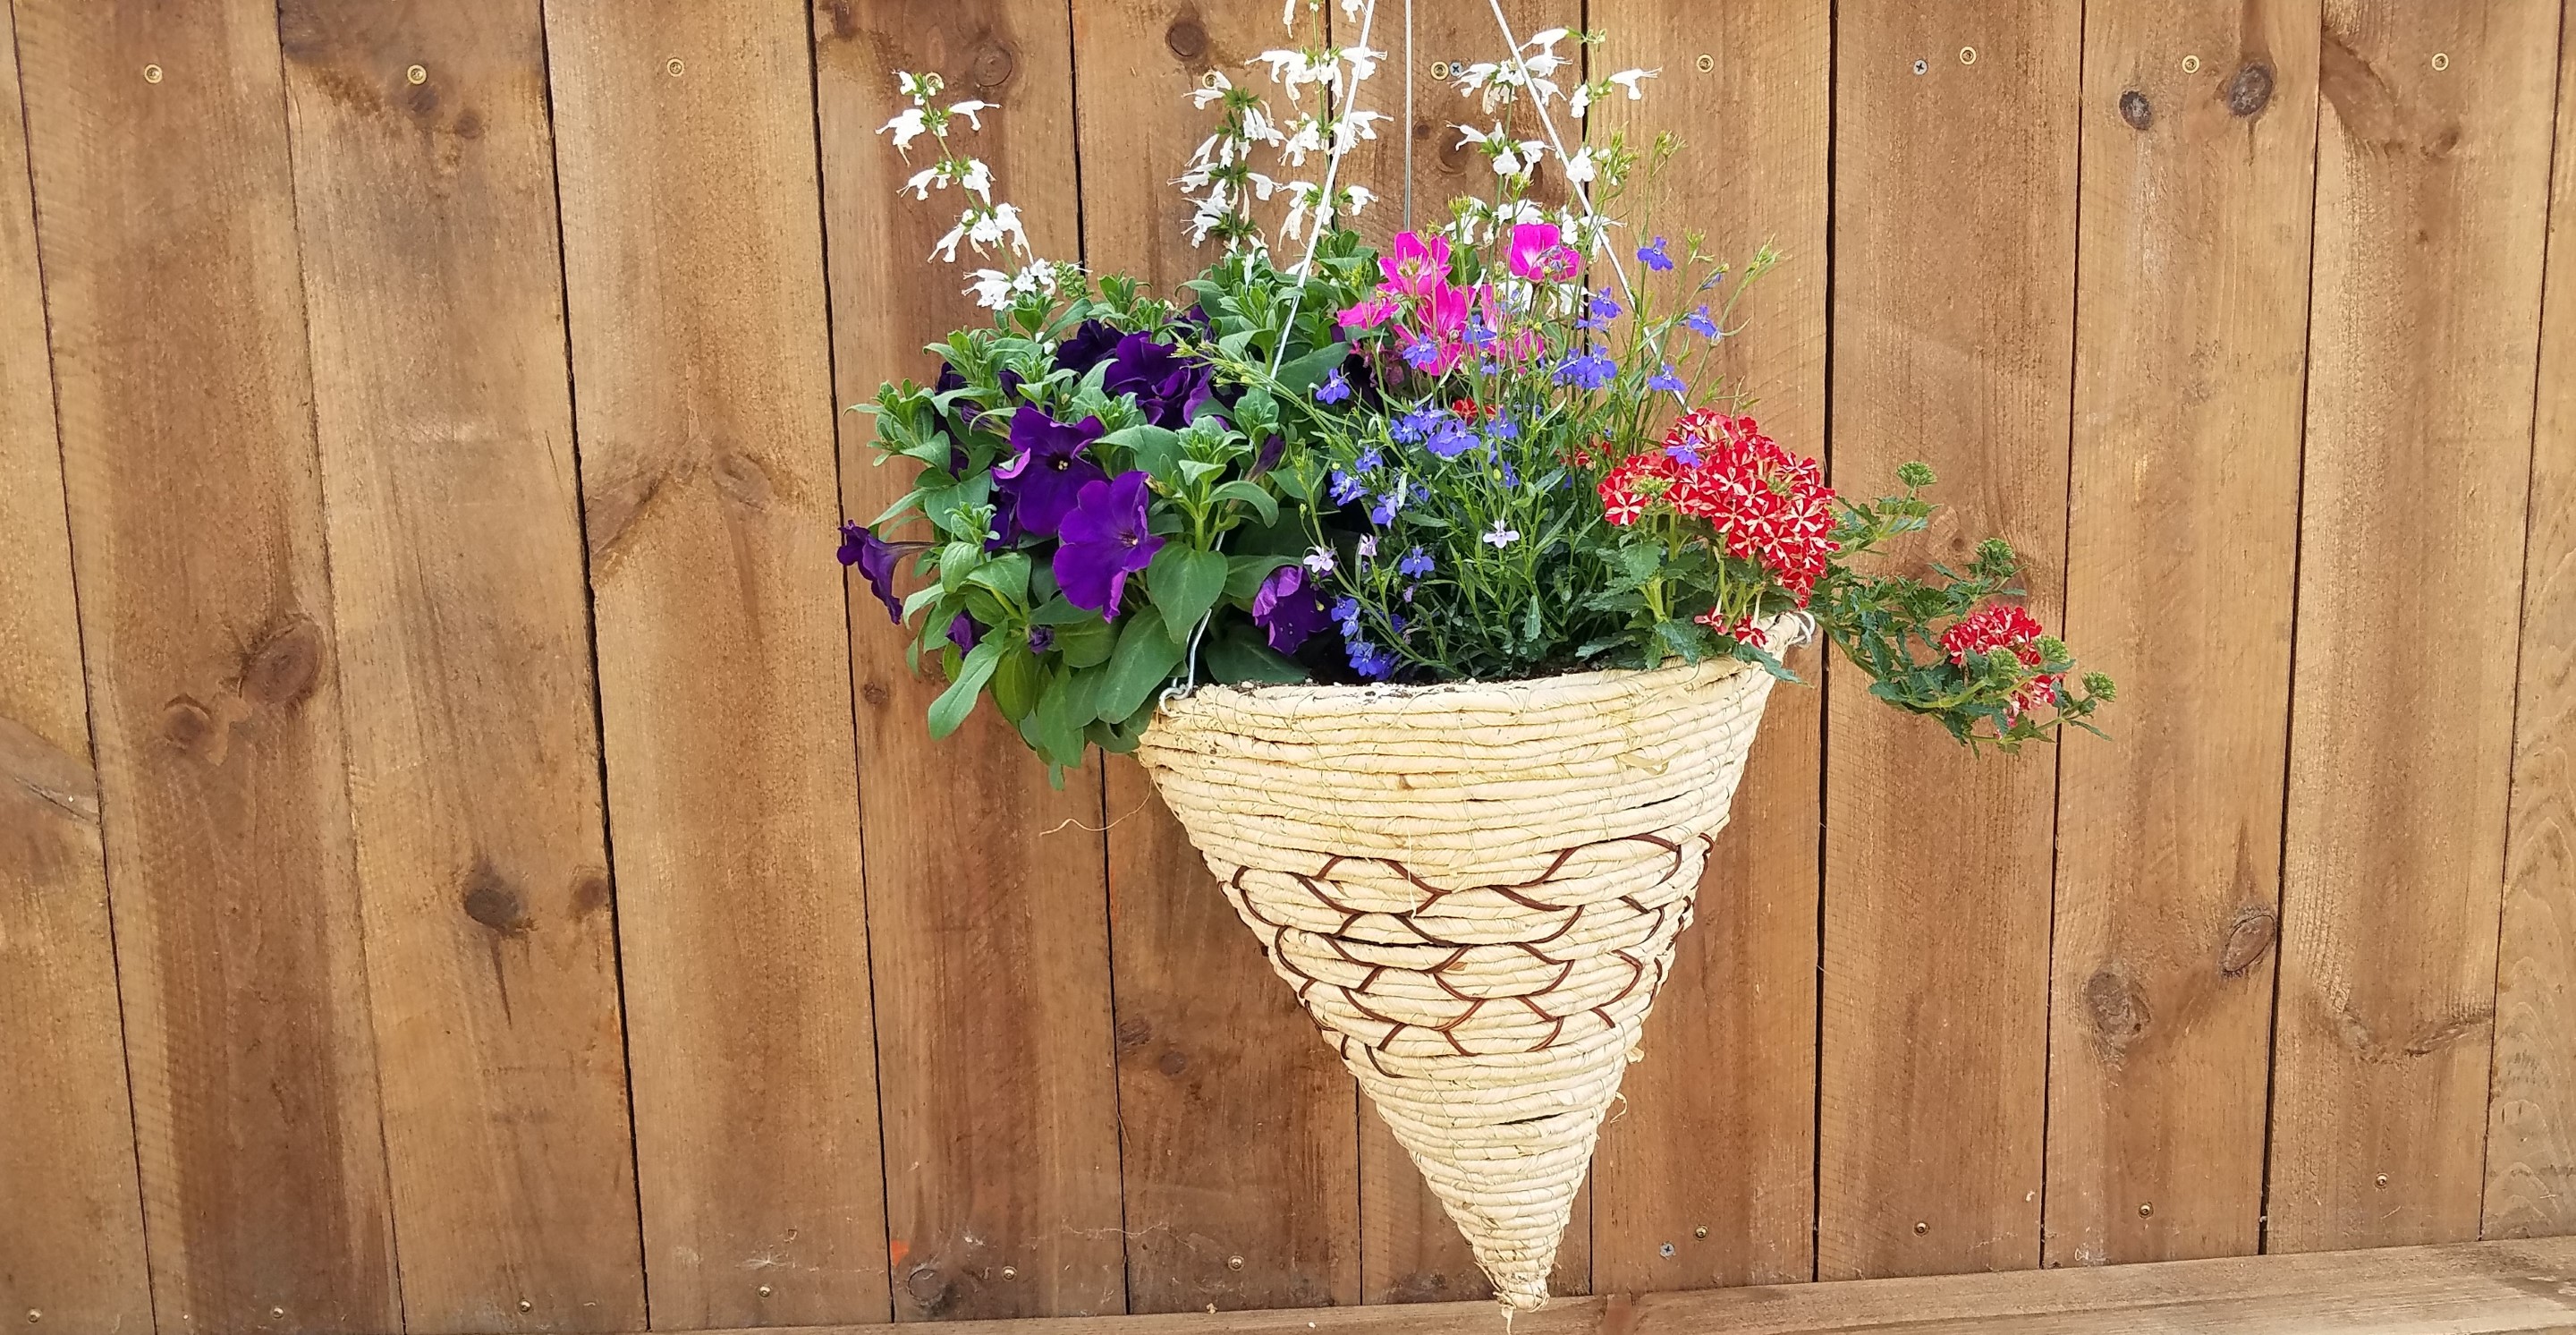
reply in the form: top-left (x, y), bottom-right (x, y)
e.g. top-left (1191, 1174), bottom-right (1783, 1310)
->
top-left (843, 4), bottom-right (2113, 782)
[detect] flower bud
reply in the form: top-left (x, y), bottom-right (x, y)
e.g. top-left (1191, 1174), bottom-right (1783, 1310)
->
top-left (1896, 461), bottom-right (1936, 489)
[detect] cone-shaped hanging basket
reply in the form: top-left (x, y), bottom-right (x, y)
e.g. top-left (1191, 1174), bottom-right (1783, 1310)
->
top-left (1135, 625), bottom-right (1789, 1311)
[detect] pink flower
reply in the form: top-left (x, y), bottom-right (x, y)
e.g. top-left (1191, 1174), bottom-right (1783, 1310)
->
top-left (1420, 280), bottom-right (1469, 342)
top-left (1507, 222), bottom-right (1580, 283)
top-left (1337, 293), bottom-right (1401, 332)
top-left (1378, 230), bottom-right (1453, 298)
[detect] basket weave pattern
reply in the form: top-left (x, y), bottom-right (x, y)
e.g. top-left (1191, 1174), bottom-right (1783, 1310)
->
top-left (1137, 644), bottom-right (1782, 1310)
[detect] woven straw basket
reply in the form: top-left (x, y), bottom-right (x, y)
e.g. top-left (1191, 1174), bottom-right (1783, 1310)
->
top-left (1135, 618), bottom-right (1794, 1311)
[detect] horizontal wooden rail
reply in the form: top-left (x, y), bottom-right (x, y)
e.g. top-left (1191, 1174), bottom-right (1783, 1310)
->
top-left (683, 1240), bottom-right (2576, 1335)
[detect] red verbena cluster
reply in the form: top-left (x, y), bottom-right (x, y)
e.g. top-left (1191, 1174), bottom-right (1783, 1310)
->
top-left (1939, 601), bottom-right (2061, 722)
top-left (1597, 409), bottom-right (1842, 603)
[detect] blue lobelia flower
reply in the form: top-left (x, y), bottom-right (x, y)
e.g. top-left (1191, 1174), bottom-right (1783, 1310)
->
top-left (1646, 364), bottom-right (1686, 394)
top-left (1665, 441), bottom-right (1703, 467)
top-left (1687, 304), bottom-right (1721, 338)
top-left (1552, 352), bottom-right (1617, 391)
top-left (1423, 419), bottom-right (1479, 459)
top-left (1345, 638), bottom-right (1399, 680)
top-left (1398, 546), bottom-right (1434, 578)
top-left (1052, 471), bottom-right (1165, 613)
top-left (1589, 288), bottom-right (1623, 322)
top-left (1331, 596), bottom-right (1363, 636)
top-left (1638, 236), bottom-right (1674, 272)
top-left (1353, 445), bottom-right (1385, 473)
top-left (1329, 468), bottom-right (1368, 505)
top-left (1391, 405), bottom-right (1446, 445)
top-left (1315, 367), bottom-right (1353, 404)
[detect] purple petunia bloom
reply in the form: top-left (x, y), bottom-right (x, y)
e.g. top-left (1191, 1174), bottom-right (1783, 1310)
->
top-left (935, 361), bottom-right (1025, 429)
top-left (1053, 471), bottom-right (1165, 613)
top-left (1638, 236), bottom-right (1674, 272)
top-left (1054, 319), bottom-right (1124, 374)
top-left (1250, 433), bottom-right (1286, 478)
top-left (1104, 331), bottom-right (1215, 429)
top-left (1250, 564), bottom-right (1332, 652)
top-left (837, 522), bottom-right (911, 622)
top-left (996, 405), bottom-right (1108, 539)
top-left (1026, 625), bottom-right (1056, 654)
top-left (948, 614), bottom-right (980, 651)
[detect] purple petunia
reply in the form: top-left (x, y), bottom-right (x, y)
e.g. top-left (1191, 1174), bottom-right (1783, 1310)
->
top-left (1250, 564), bottom-right (1333, 652)
top-left (1053, 470), bottom-right (1165, 613)
top-left (947, 614), bottom-right (980, 651)
top-left (1026, 625), bottom-right (1056, 654)
top-left (996, 405), bottom-right (1108, 539)
top-left (1054, 319), bottom-right (1124, 374)
top-left (1104, 331), bottom-right (1216, 429)
top-left (837, 522), bottom-right (912, 622)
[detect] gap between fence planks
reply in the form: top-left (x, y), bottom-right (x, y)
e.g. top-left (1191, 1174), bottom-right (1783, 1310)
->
top-left (1587, 0), bottom-right (1827, 1296)
top-left (275, 4), bottom-right (646, 1326)
top-left (1821, 0), bottom-right (2084, 1280)
top-left (818, 0), bottom-right (1130, 1322)
top-left (2043, 0), bottom-right (2318, 1268)
top-left (2270, 0), bottom-right (2563, 1254)
top-left (544, 2), bottom-right (889, 1325)
top-left (666, 1237), bottom-right (2576, 1335)
top-left (0, 1), bottom-right (152, 1328)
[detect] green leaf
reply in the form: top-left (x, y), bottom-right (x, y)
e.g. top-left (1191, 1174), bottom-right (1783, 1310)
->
top-left (927, 640), bottom-right (1004, 739)
top-left (1148, 546), bottom-right (1229, 640)
top-left (1054, 616), bottom-right (1115, 668)
top-left (1174, 457), bottom-right (1226, 485)
top-left (962, 552), bottom-right (1030, 605)
top-left (1102, 423), bottom-right (1183, 480)
top-left (1097, 607), bottom-right (1185, 723)
top-left (1208, 480), bottom-right (1279, 526)
top-left (1224, 552), bottom-right (1295, 600)
top-left (1618, 543), bottom-right (1664, 582)
top-left (1272, 341), bottom-right (1350, 397)
top-left (990, 644), bottom-right (1043, 719)
top-left (1205, 625), bottom-right (1310, 685)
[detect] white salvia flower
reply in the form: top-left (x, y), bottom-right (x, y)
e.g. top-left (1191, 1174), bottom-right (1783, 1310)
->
top-left (897, 71), bottom-right (940, 103)
top-left (1191, 70), bottom-right (1233, 106)
top-left (1607, 68), bottom-right (1657, 100)
top-left (1561, 144), bottom-right (1598, 185)
top-left (902, 166), bottom-right (940, 199)
top-left (958, 157), bottom-right (993, 202)
top-left (1241, 103), bottom-right (1284, 145)
top-left (1343, 45), bottom-right (1383, 85)
top-left (967, 268), bottom-right (1014, 308)
top-left (1279, 181), bottom-right (1322, 240)
top-left (1328, 108), bottom-right (1385, 153)
top-left (1277, 116), bottom-right (1327, 166)
top-left (1338, 0), bottom-right (1361, 15)
top-left (931, 222), bottom-right (965, 263)
top-left (1483, 520), bottom-right (1520, 548)
top-left (1568, 82), bottom-right (1591, 118)
top-left (881, 106), bottom-right (929, 152)
top-left (947, 99), bottom-right (993, 129)
top-left (1341, 183), bottom-right (1376, 217)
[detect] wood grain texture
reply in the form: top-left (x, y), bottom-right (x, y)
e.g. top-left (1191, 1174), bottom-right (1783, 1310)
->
top-left (1067, 0), bottom-right (1360, 1314)
top-left (2489, 4), bottom-right (2576, 1245)
top-left (1587, 0), bottom-right (1828, 1295)
top-left (275, 3), bottom-right (646, 1327)
top-left (0, 2), bottom-right (151, 1327)
top-left (14, 2), bottom-right (401, 1328)
top-left (1345, 7), bottom-right (1597, 1302)
top-left (813, 0), bottom-right (1127, 1321)
top-left (666, 1237), bottom-right (2576, 1335)
top-left (1821, 0), bottom-right (2083, 1280)
top-left (544, 2), bottom-right (889, 1324)
top-left (2042, 0), bottom-right (2319, 1268)
top-left (2269, 0), bottom-right (2562, 1253)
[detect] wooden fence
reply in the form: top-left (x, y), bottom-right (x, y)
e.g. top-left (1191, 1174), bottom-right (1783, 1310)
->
top-left (2, 1), bottom-right (2572, 1331)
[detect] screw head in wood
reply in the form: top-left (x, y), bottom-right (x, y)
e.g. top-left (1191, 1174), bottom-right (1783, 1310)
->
top-left (1959, 47), bottom-right (1978, 65)
top-left (2377, 1173), bottom-right (2391, 1188)
top-left (1430, 61), bottom-right (1450, 81)
top-left (758, 1286), bottom-right (773, 1297)
top-left (1911, 58), bottom-right (1928, 75)
top-left (143, 64), bottom-right (164, 83)
top-left (665, 56), bottom-right (685, 77)
top-left (1227, 1255), bottom-right (1245, 1271)
top-left (1694, 1226), bottom-right (1708, 1239)
top-left (406, 64), bottom-right (428, 85)
top-left (2182, 55), bottom-right (2202, 73)
top-left (270, 1309), bottom-right (285, 1320)
top-left (1001, 1266), bottom-right (1017, 1280)
top-left (25, 1310), bottom-right (38, 1324)
top-left (1695, 54), bottom-right (1714, 73)
top-left (2430, 53), bottom-right (2449, 71)
top-left (1913, 1221), bottom-right (1929, 1235)
top-left (2138, 1203), bottom-right (2154, 1217)
top-left (517, 1300), bottom-right (532, 1313)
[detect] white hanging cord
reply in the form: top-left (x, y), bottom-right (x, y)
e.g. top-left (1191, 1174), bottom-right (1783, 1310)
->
top-left (1482, 0), bottom-right (1686, 406)
top-left (1266, 0), bottom-right (1381, 378)
top-left (1402, 0), bottom-right (1415, 230)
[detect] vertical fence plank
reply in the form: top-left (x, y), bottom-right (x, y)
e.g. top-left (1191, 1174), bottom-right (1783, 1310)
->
top-left (1345, 7), bottom-right (1596, 1301)
top-left (2043, 0), bottom-right (2319, 1269)
top-left (2269, 0), bottom-right (2563, 1254)
top-left (811, 0), bottom-right (1129, 1321)
top-left (13, 4), bottom-right (401, 1329)
top-left (1822, 0), bottom-right (2082, 1280)
top-left (1587, 0), bottom-right (1829, 1296)
top-left (544, 3), bottom-right (889, 1325)
top-left (0, 2), bottom-right (152, 1327)
top-left (274, 4), bottom-right (646, 1328)
top-left (2489, 8), bottom-right (2576, 1245)
top-left (1068, 0), bottom-right (1362, 1314)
